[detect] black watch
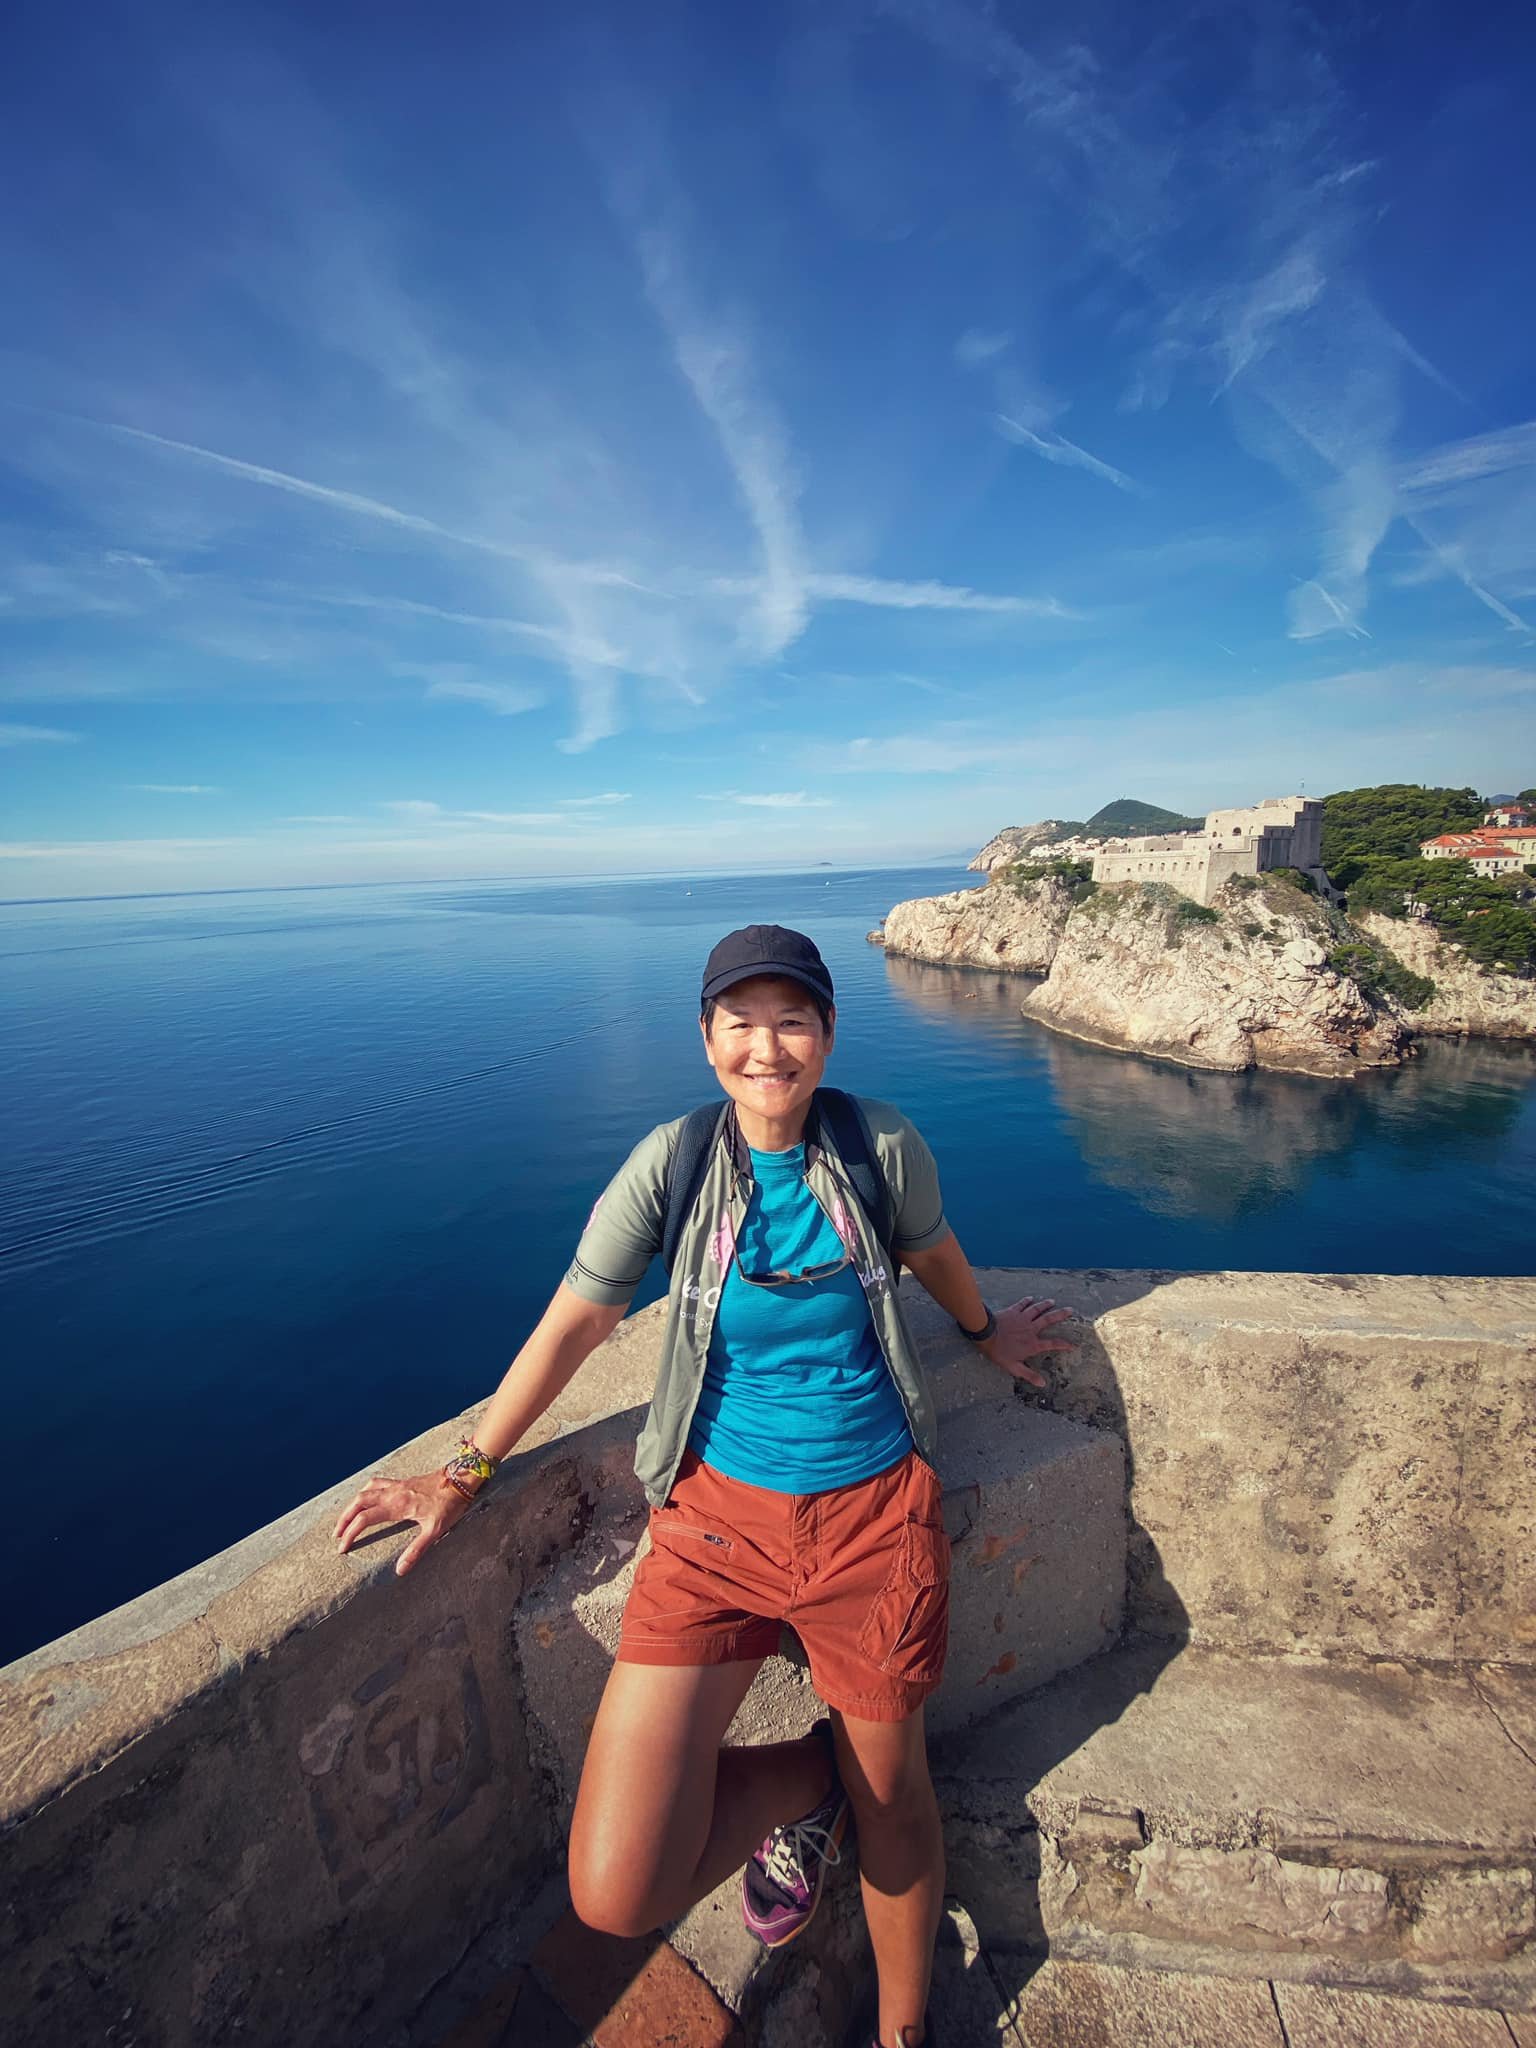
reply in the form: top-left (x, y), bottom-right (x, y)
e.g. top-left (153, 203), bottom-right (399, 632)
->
top-left (956, 1307), bottom-right (998, 1345)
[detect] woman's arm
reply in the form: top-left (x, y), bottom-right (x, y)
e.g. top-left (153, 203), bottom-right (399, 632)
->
top-left (333, 1282), bottom-right (630, 1576)
top-left (898, 1231), bottom-right (1074, 1390)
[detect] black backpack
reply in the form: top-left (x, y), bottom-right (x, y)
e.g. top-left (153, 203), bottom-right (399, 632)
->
top-left (660, 1087), bottom-right (897, 1281)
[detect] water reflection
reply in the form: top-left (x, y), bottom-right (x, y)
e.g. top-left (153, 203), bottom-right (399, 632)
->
top-left (882, 952), bottom-right (1535, 1225)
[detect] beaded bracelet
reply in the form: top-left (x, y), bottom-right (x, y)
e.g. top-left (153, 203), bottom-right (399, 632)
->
top-left (441, 1437), bottom-right (500, 1501)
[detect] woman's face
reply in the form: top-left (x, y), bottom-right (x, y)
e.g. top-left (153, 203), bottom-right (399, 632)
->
top-left (700, 975), bottom-right (835, 1129)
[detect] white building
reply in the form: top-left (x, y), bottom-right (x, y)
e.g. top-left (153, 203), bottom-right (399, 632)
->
top-left (1417, 835), bottom-right (1531, 876)
top-left (1091, 797), bottom-right (1327, 907)
top-left (1420, 834), bottom-right (1525, 877)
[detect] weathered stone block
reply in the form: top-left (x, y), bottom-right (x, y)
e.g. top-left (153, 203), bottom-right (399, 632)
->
top-left (936, 1400), bottom-right (1125, 1719)
top-left (1274, 1981), bottom-right (1516, 2045)
top-left (1006, 1955), bottom-right (1285, 2046)
top-left (966, 1268), bottom-right (1536, 1663)
top-left (1405, 1866), bottom-right (1536, 1963)
top-left (1128, 1838), bottom-right (1393, 1947)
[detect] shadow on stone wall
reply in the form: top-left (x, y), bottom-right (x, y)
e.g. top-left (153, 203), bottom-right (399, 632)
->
top-left (925, 1271), bottom-right (1191, 2032)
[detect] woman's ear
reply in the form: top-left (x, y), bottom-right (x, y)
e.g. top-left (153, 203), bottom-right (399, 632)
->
top-left (699, 1013), bottom-right (718, 1070)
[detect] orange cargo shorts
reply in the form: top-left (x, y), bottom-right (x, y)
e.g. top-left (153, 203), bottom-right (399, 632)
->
top-left (617, 1448), bottom-right (950, 1722)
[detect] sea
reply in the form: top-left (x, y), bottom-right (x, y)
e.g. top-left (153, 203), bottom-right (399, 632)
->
top-left (4, 862), bottom-right (1534, 1665)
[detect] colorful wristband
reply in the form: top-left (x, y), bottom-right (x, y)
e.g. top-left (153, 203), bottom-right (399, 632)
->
top-left (442, 1438), bottom-right (500, 1496)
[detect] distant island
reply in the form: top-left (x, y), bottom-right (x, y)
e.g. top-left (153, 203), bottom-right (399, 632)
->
top-left (877, 784), bottom-right (1536, 1077)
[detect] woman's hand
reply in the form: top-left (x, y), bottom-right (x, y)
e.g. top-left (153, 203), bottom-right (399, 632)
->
top-left (333, 1473), bottom-right (474, 1577)
top-left (977, 1295), bottom-right (1077, 1389)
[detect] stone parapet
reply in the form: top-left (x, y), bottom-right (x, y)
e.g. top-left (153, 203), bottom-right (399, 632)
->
top-left (950, 1268), bottom-right (1536, 1664)
top-left (1, 1270), bottom-right (1532, 2045)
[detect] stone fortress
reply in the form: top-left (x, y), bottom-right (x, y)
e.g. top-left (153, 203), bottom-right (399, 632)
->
top-left (1089, 794), bottom-right (1328, 906)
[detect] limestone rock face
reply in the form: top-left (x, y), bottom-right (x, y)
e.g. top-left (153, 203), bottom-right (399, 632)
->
top-left (1355, 910), bottom-right (1536, 1040)
top-left (1020, 882), bottom-right (1409, 1077)
top-left (879, 878), bottom-right (1073, 973)
top-left (969, 821), bottom-right (1076, 871)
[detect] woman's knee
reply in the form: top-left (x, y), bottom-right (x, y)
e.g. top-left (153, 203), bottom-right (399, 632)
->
top-left (568, 1839), bottom-right (672, 1939)
top-left (836, 1726), bottom-right (936, 1828)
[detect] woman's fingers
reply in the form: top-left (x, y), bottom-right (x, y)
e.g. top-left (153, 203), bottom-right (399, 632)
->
top-left (336, 1501), bottom-right (398, 1555)
top-left (332, 1474), bottom-right (392, 1541)
top-left (395, 1525), bottom-right (441, 1578)
top-left (335, 1480), bottom-right (418, 1555)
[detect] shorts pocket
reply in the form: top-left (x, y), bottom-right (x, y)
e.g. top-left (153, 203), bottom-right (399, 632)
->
top-left (855, 1515), bottom-right (951, 1681)
top-left (650, 1509), bottom-right (736, 1560)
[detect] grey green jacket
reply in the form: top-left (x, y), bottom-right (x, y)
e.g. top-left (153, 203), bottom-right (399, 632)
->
top-left (563, 1096), bottom-right (951, 1506)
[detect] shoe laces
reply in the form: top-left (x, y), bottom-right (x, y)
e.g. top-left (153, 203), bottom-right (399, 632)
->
top-left (762, 1808), bottom-right (842, 1892)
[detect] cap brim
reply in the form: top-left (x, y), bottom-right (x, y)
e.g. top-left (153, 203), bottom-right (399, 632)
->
top-left (701, 962), bottom-right (834, 1006)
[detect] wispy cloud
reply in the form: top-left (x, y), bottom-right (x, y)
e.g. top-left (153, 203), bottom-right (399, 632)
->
top-left (0, 722), bottom-right (80, 746)
top-left (802, 573), bottom-right (1075, 617)
top-left (1396, 421), bottom-right (1536, 635)
top-left (129, 782), bottom-right (221, 793)
top-left (955, 328), bottom-right (1012, 366)
top-left (993, 413), bottom-right (1143, 494)
top-left (1399, 422), bottom-right (1536, 495)
top-left (701, 790), bottom-right (833, 809)
top-left (618, 189), bottom-right (808, 662)
top-left (817, 729), bottom-right (1035, 775)
top-left (455, 810), bottom-right (571, 826)
top-left (379, 799), bottom-right (441, 818)
top-left (54, 413), bottom-right (642, 592)
top-left (559, 791), bottom-right (631, 807)
top-left (423, 677), bottom-right (545, 717)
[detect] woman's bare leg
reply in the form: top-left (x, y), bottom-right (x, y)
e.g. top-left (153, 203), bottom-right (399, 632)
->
top-left (832, 1706), bottom-right (944, 2048)
top-left (568, 1658), bottom-right (838, 1938)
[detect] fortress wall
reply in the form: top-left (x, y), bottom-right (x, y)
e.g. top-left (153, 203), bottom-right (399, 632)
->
top-left (1205, 844), bottom-right (1263, 896)
top-left (1092, 845), bottom-right (1219, 899)
top-left (2, 1274), bottom-right (1532, 2043)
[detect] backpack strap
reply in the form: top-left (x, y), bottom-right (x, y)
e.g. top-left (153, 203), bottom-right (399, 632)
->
top-left (812, 1087), bottom-right (898, 1276)
top-left (661, 1103), bottom-right (732, 1276)
top-left (660, 1091), bottom-right (900, 1281)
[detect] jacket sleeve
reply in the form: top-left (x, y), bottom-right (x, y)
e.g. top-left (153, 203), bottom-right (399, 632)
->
top-left (563, 1123), bottom-right (674, 1307)
top-left (858, 1103), bottom-right (949, 1254)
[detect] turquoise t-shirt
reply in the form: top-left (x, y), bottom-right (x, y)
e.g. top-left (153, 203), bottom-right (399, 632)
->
top-left (688, 1141), bottom-right (913, 1492)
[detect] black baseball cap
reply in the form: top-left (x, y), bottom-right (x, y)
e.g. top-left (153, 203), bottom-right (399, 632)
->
top-left (700, 925), bottom-right (835, 1008)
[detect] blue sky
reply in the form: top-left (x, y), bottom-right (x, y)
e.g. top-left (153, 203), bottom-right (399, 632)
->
top-left (2, 0), bottom-right (1532, 898)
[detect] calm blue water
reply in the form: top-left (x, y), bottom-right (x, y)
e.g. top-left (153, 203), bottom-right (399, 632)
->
top-left (4, 864), bottom-right (1534, 1663)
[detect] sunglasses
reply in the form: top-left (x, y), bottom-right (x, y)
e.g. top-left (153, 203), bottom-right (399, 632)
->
top-left (735, 1249), bottom-right (852, 1290)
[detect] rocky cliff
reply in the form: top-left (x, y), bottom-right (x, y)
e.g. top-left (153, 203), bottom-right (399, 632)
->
top-left (1355, 911), bottom-right (1536, 1040)
top-left (968, 821), bottom-right (1079, 871)
top-left (880, 877), bottom-right (1074, 973)
top-left (1020, 879), bottom-right (1409, 1076)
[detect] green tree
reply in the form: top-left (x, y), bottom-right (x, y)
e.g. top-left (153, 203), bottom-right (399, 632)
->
top-left (1344, 856), bottom-right (1536, 975)
top-left (1321, 784), bottom-right (1482, 886)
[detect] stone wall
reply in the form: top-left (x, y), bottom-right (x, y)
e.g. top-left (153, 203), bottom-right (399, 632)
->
top-left (945, 1270), bottom-right (1536, 1663)
top-left (2, 1273), bottom-right (1532, 2044)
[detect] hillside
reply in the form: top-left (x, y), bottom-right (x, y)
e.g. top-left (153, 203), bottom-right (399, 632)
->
top-left (968, 820), bottom-right (1084, 871)
top-left (1085, 798), bottom-right (1204, 836)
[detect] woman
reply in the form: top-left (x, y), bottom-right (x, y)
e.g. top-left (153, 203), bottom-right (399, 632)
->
top-left (334, 924), bottom-right (1072, 2048)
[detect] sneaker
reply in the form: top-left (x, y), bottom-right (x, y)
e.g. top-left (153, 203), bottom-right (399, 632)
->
top-left (741, 1757), bottom-right (848, 1948)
